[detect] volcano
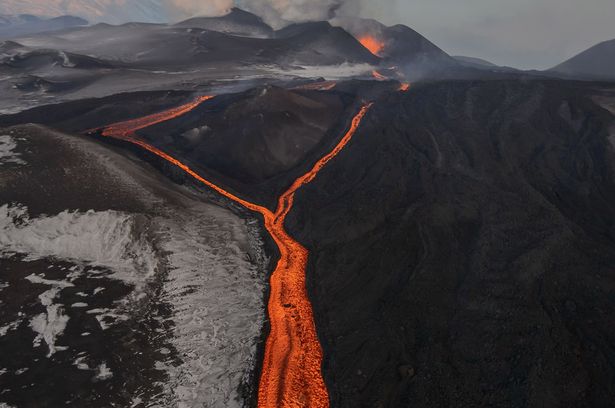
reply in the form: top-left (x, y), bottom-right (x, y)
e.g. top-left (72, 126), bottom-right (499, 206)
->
top-left (551, 38), bottom-right (615, 80)
top-left (333, 17), bottom-right (457, 75)
top-left (1, 5), bottom-right (615, 408)
top-left (175, 8), bottom-right (274, 38)
top-left (0, 14), bottom-right (87, 38)
top-left (275, 21), bottom-right (381, 65)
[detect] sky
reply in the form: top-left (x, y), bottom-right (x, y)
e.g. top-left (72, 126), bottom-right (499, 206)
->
top-left (357, 0), bottom-right (615, 69)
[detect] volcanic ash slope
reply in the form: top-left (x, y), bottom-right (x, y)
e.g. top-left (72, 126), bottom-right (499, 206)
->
top-left (0, 125), bottom-right (267, 408)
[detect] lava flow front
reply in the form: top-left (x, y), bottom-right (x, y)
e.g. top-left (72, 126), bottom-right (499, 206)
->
top-left (97, 95), bottom-right (373, 407)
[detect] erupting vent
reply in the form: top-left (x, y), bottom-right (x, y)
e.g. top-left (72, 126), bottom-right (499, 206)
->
top-left (359, 35), bottom-right (385, 56)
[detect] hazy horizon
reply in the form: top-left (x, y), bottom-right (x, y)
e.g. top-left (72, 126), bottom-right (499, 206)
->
top-left (1, 0), bottom-right (614, 70)
top-left (355, 0), bottom-right (615, 70)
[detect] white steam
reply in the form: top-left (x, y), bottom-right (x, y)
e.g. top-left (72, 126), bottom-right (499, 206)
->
top-left (167, 0), bottom-right (233, 18)
top-left (238, 0), bottom-right (343, 26)
top-left (0, 0), bottom-right (362, 26)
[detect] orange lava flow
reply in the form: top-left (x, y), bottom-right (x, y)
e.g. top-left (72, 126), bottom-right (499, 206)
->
top-left (258, 102), bottom-right (372, 408)
top-left (399, 82), bottom-right (411, 92)
top-left (359, 35), bottom-right (385, 56)
top-left (97, 95), bottom-right (374, 407)
top-left (102, 95), bottom-right (214, 138)
top-left (372, 70), bottom-right (387, 81)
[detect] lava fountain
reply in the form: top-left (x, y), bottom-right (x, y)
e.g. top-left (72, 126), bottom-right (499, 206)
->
top-left (359, 35), bottom-right (385, 56)
top-left (96, 95), bottom-right (373, 407)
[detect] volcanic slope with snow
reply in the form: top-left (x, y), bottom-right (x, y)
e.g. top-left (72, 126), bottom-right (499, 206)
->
top-left (0, 9), bottom-right (388, 115)
top-left (0, 0), bottom-right (169, 25)
top-left (0, 125), bottom-right (267, 407)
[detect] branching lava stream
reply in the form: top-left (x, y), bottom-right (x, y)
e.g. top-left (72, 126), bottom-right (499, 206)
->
top-left (97, 95), bottom-right (373, 408)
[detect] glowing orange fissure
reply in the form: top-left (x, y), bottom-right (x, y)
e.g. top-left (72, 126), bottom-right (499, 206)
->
top-left (99, 95), bottom-right (373, 408)
top-left (359, 35), bottom-right (385, 56)
top-left (372, 70), bottom-right (387, 81)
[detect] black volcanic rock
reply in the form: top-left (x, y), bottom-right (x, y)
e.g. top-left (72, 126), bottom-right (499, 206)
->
top-left (3, 49), bottom-right (113, 71)
top-left (282, 79), bottom-right (615, 407)
top-left (175, 8), bottom-right (273, 38)
top-left (0, 14), bottom-right (87, 39)
top-left (551, 39), bottom-right (615, 80)
top-left (0, 39), bottom-right (23, 53)
top-left (135, 86), bottom-right (353, 204)
top-left (380, 24), bottom-right (455, 65)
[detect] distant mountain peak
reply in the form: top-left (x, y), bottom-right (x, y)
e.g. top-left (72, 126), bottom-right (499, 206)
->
top-left (551, 38), bottom-right (615, 80)
top-left (0, 0), bottom-right (169, 25)
top-left (0, 14), bottom-right (88, 39)
top-left (174, 7), bottom-right (273, 38)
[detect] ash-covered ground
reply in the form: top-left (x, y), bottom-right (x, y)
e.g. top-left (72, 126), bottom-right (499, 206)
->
top-left (0, 126), bottom-right (268, 408)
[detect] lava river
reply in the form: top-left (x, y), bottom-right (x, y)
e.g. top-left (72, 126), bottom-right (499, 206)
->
top-left (96, 94), bottom-right (373, 407)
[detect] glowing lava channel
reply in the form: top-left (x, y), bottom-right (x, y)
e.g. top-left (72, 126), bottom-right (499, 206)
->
top-left (97, 95), bottom-right (373, 408)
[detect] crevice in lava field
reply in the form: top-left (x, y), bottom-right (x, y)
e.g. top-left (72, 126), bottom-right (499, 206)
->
top-left (93, 95), bottom-right (374, 407)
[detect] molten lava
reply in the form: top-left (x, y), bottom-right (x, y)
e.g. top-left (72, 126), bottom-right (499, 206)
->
top-left (102, 95), bottom-right (214, 138)
top-left (372, 70), bottom-right (387, 81)
top-left (359, 35), bottom-right (385, 56)
top-left (258, 102), bottom-right (372, 408)
top-left (399, 82), bottom-right (411, 92)
top-left (96, 95), bottom-right (373, 408)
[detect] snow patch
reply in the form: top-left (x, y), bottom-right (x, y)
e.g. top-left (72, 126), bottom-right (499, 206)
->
top-left (94, 362), bottom-right (113, 381)
top-left (0, 135), bottom-right (25, 165)
top-left (29, 284), bottom-right (69, 357)
top-left (0, 320), bottom-right (21, 337)
top-left (0, 204), bottom-right (161, 286)
top-left (58, 51), bottom-right (75, 68)
top-left (155, 211), bottom-right (266, 408)
top-left (73, 356), bottom-right (90, 370)
top-left (268, 62), bottom-right (374, 80)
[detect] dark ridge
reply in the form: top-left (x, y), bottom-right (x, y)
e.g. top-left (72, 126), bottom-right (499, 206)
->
top-left (454, 55), bottom-right (497, 67)
top-left (0, 14), bottom-right (88, 39)
top-left (275, 21), bottom-right (380, 65)
top-left (550, 39), bottom-right (615, 80)
top-left (175, 7), bottom-right (273, 37)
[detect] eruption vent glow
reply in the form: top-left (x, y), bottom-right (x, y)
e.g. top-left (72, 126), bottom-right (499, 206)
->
top-left (359, 35), bottom-right (385, 56)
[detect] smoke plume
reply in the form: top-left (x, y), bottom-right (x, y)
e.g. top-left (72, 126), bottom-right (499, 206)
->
top-left (167, 0), bottom-right (233, 18)
top-left (237, 0), bottom-right (359, 27)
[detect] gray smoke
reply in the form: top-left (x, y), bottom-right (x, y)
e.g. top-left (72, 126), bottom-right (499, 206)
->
top-left (237, 0), bottom-right (360, 27)
top-left (166, 0), bottom-right (233, 18)
top-left (164, 0), bottom-right (362, 27)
